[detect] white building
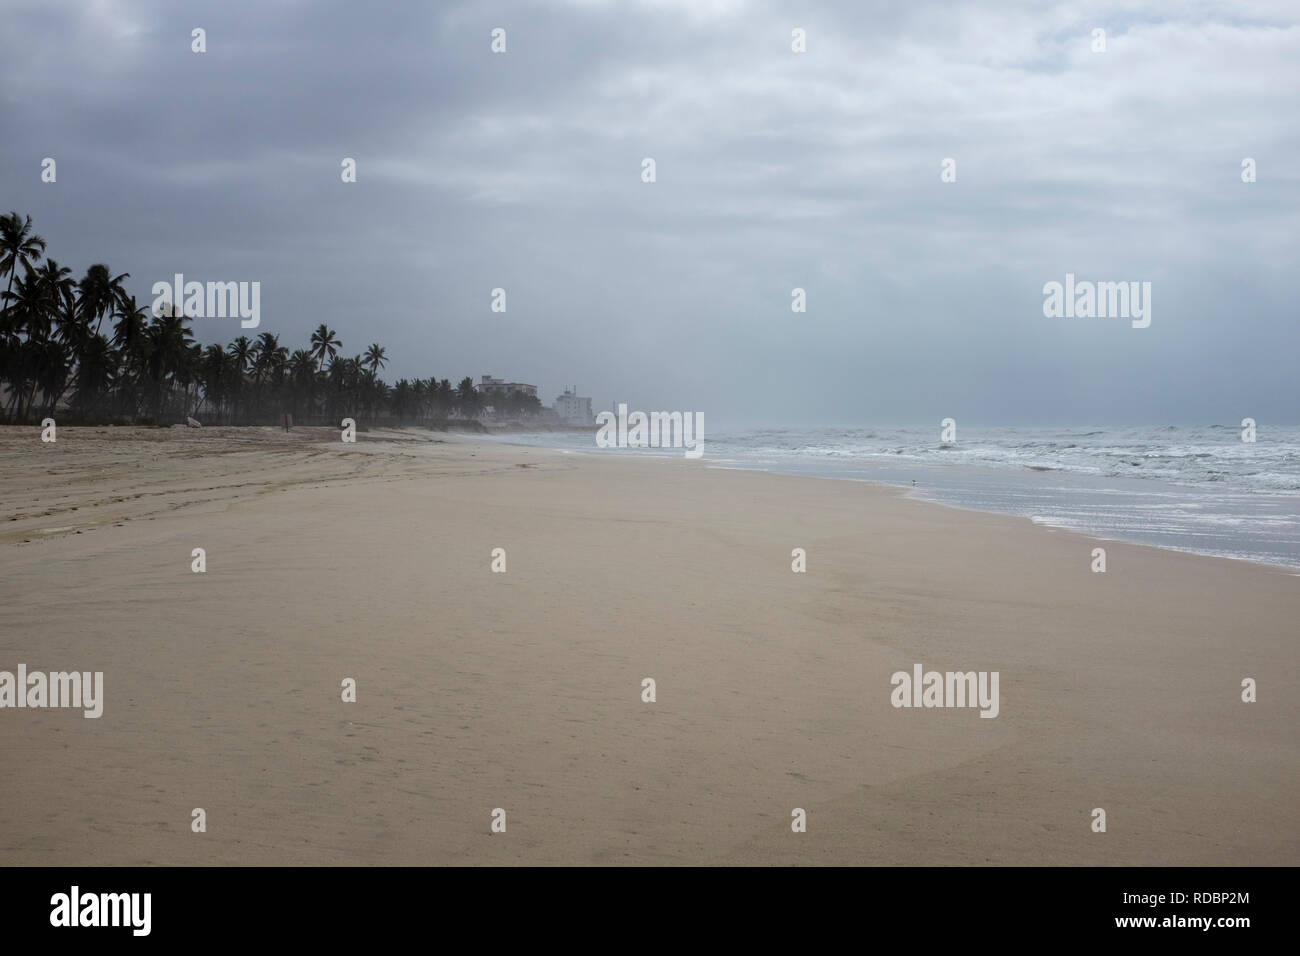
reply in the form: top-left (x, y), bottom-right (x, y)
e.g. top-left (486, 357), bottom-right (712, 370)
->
top-left (553, 388), bottom-right (593, 425)
top-left (479, 375), bottom-right (538, 399)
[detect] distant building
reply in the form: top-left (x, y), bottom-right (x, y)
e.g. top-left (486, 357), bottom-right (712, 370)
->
top-left (554, 388), bottom-right (593, 425)
top-left (479, 375), bottom-right (538, 399)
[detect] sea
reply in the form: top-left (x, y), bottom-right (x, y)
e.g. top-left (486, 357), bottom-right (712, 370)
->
top-left (494, 424), bottom-right (1300, 572)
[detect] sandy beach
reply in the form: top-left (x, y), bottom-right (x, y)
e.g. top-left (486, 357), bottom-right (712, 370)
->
top-left (0, 425), bottom-right (1296, 866)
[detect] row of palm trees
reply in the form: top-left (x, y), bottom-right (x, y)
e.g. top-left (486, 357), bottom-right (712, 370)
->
top-left (1, 212), bottom-right (540, 425)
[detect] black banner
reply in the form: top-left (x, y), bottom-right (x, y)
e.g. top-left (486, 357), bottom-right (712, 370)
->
top-left (0, 866), bottom-right (1278, 941)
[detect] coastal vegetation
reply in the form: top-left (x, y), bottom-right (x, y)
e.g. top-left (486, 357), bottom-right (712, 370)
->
top-left (0, 211), bottom-right (541, 426)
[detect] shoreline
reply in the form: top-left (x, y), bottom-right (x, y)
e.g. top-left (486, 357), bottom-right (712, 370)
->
top-left (1, 426), bottom-right (1296, 865)
top-left (9, 422), bottom-right (1295, 574)
top-left (487, 432), bottom-right (1300, 574)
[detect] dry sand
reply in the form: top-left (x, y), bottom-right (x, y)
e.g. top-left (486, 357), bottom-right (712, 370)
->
top-left (0, 425), bottom-right (1296, 865)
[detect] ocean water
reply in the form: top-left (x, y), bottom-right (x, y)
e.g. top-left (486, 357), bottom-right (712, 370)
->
top-left (496, 425), bottom-right (1300, 571)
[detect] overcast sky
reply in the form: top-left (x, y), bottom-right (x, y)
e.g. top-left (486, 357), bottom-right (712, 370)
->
top-left (2, 0), bottom-right (1296, 426)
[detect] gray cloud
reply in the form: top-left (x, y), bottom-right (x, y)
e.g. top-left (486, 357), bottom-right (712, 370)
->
top-left (3, 0), bottom-right (1296, 425)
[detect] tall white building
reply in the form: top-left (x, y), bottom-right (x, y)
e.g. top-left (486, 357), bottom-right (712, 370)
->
top-left (554, 388), bottom-right (593, 425)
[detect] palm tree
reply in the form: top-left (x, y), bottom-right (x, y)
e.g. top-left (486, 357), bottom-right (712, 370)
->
top-left (143, 310), bottom-right (196, 419)
top-left (0, 212), bottom-right (46, 319)
top-left (35, 261), bottom-right (80, 350)
top-left (70, 334), bottom-right (115, 418)
top-left (254, 332), bottom-right (281, 370)
top-left (77, 264), bottom-right (131, 337)
top-left (252, 332), bottom-right (285, 418)
top-left (30, 336), bottom-right (72, 420)
top-left (265, 342), bottom-right (289, 403)
top-left (411, 378), bottom-right (428, 424)
top-left (226, 336), bottom-right (255, 422)
top-left (2, 266), bottom-right (50, 338)
top-left (345, 354), bottom-right (364, 416)
top-left (227, 335), bottom-right (255, 374)
top-left (310, 324), bottom-right (341, 372)
top-left (109, 297), bottom-right (155, 419)
top-left (286, 348), bottom-right (317, 418)
top-left (198, 344), bottom-right (231, 421)
top-left (324, 353), bottom-right (354, 419)
top-left (37, 261), bottom-right (89, 413)
top-left (456, 376), bottom-right (478, 417)
top-left (392, 379), bottom-right (413, 422)
top-left (112, 295), bottom-right (150, 354)
top-left (1, 269), bottom-right (53, 420)
top-left (363, 343), bottom-right (387, 374)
